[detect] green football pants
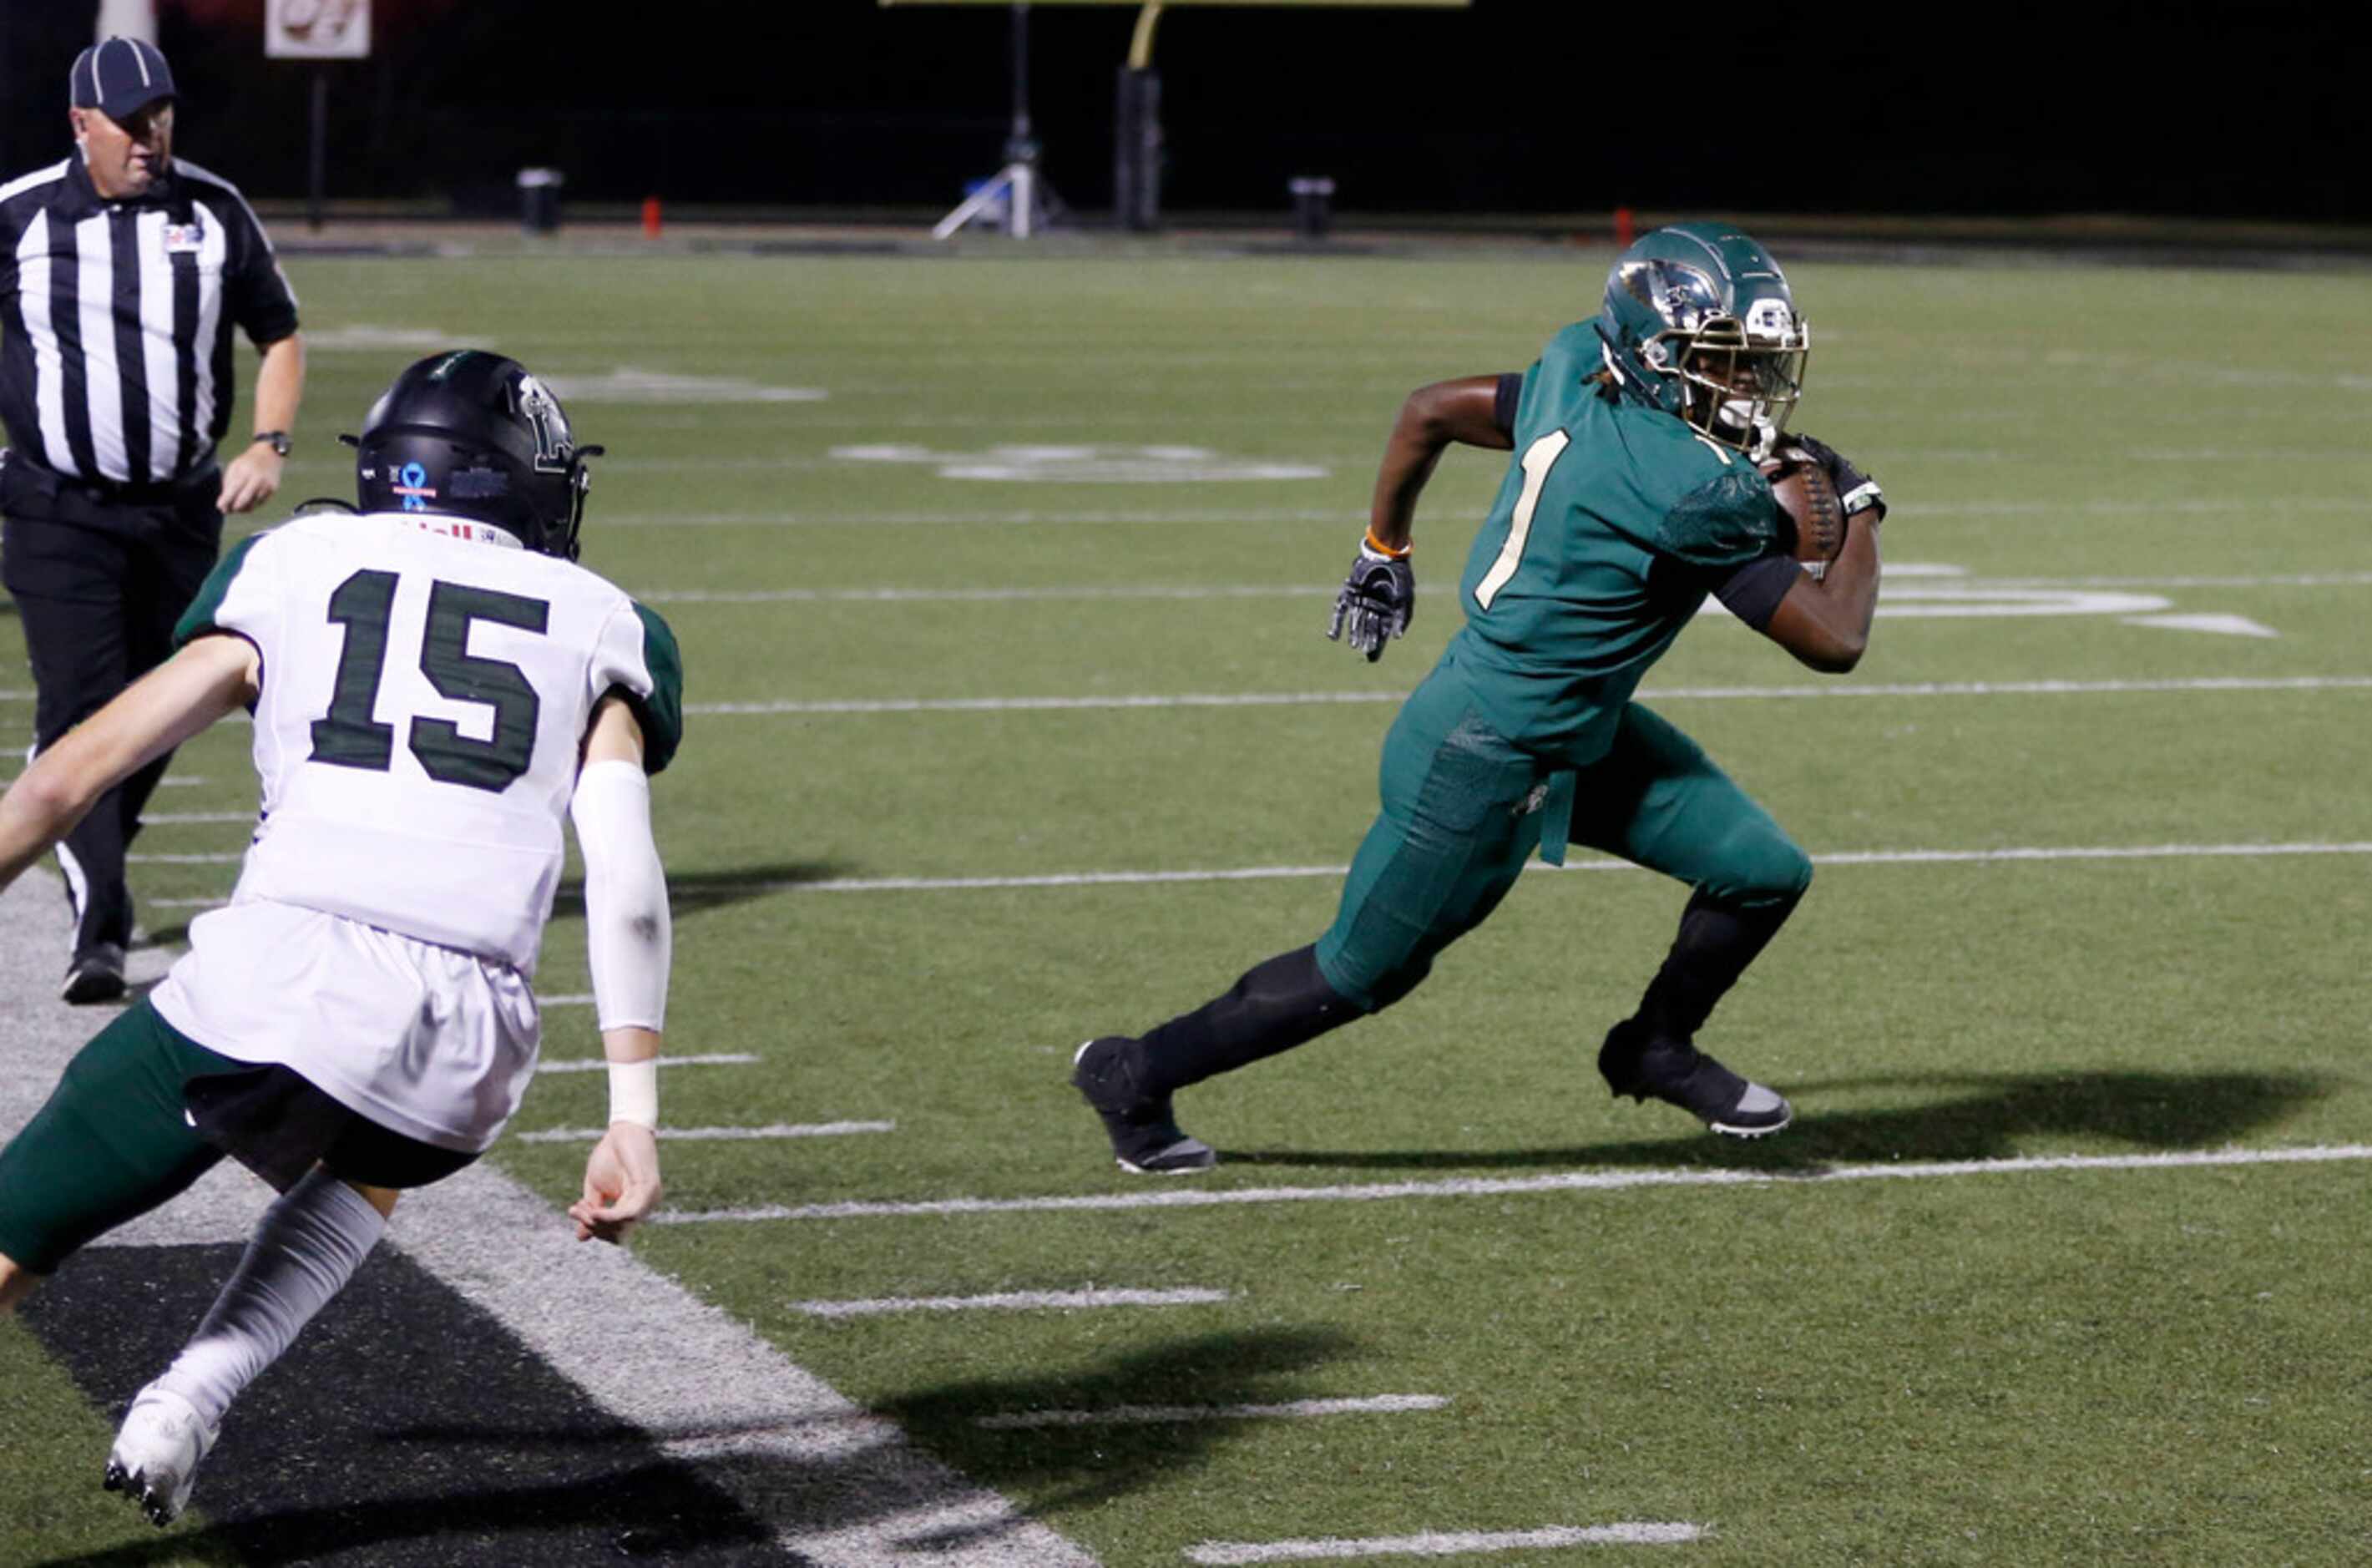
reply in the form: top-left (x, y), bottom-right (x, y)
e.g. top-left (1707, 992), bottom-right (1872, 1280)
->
top-left (1314, 671), bottom-right (1811, 1012)
top-left (0, 1000), bottom-right (240, 1274)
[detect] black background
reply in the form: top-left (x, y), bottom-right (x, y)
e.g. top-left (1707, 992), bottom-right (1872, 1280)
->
top-left (3, 1), bottom-right (2363, 224)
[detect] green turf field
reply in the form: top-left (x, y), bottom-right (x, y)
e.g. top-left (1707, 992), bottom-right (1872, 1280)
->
top-left (3, 245), bottom-right (2369, 1564)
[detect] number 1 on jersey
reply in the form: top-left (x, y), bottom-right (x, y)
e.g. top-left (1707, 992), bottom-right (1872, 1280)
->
top-left (1474, 429), bottom-right (1570, 611)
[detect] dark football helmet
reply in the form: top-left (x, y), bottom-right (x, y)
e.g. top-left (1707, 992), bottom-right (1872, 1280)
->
top-left (1593, 222), bottom-right (1808, 454)
top-left (350, 350), bottom-right (603, 559)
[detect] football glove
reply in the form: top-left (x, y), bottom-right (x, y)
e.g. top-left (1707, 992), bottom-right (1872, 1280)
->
top-left (1327, 538), bottom-right (1415, 661)
top-left (1784, 432), bottom-right (1886, 521)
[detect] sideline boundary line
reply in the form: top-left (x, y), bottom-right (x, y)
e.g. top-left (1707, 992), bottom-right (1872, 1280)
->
top-left (650, 1144), bottom-right (2372, 1225)
top-left (0, 873), bottom-right (1096, 1567)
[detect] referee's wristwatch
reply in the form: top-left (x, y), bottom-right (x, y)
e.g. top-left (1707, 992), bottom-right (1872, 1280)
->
top-left (251, 430), bottom-right (291, 458)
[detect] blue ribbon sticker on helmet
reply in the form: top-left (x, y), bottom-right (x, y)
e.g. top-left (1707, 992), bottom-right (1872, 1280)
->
top-left (393, 460), bottom-right (435, 512)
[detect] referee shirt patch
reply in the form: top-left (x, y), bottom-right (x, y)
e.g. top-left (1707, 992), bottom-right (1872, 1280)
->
top-left (161, 218), bottom-right (205, 254)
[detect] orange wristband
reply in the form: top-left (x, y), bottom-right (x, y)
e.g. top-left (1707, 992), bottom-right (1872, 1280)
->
top-left (1363, 529), bottom-right (1411, 559)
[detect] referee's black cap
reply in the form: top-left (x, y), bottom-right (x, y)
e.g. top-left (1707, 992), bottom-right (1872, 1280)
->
top-left (69, 38), bottom-right (177, 122)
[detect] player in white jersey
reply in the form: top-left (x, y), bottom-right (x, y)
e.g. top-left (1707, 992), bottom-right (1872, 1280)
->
top-left (0, 350), bottom-right (685, 1526)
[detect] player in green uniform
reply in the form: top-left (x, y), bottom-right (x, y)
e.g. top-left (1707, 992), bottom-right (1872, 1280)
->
top-left (1075, 222), bottom-right (1889, 1172)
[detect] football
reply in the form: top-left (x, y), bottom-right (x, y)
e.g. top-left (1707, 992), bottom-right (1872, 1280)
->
top-left (1763, 448), bottom-right (1845, 568)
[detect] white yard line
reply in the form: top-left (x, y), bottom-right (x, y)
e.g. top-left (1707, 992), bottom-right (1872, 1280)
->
top-left (694, 694), bottom-right (1402, 716)
top-left (0, 870), bottom-right (1096, 1567)
top-left (977, 1394), bottom-right (1445, 1430)
top-left (1912, 498), bottom-right (2369, 519)
top-left (516, 1120), bottom-right (894, 1143)
top-left (133, 839), bottom-right (2372, 915)
top-left (792, 1287), bottom-right (1232, 1318)
top-left (605, 508), bottom-right (1362, 528)
top-left (748, 840), bottom-right (2372, 896)
top-left (139, 812), bottom-right (255, 825)
top-left (637, 568), bottom-right (2368, 605)
top-left (120, 839), bottom-right (2372, 916)
top-left (686, 675), bottom-right (2372, 717)
top-left (599, 496), bottom-right (2372, 529)
top-left (1974, 571), bottom-right (2372, 591)
top-left (124, 852), bottom-right (243, 864)
top-left (1184, 1523), bottom-right (1704, 1563)
top-left (650, 1144), bottom-right (2372, 1226)
top-left (534, 1052), bottom-right (761, 1073)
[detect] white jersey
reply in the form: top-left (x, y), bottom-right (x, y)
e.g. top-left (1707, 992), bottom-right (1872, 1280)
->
top-left (145, 510), bottom-right (683, 1151)
top-left (179, 510), bottom-right (680, 972)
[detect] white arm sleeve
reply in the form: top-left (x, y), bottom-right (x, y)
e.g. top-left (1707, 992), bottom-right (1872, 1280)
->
top-left (570, 758), bottom-right (670, 1034)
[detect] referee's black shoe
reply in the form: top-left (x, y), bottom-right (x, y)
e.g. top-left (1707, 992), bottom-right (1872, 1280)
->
top-left (1599, 1019), bottom-right (1791, 1138)
top-left (63, 942), bottom-right (128, 1005)
top-left (1071, 1037), bottom-right (1216, 1174)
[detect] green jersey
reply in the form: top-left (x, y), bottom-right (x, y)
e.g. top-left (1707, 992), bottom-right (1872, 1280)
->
top-left (1449, 321), bottom-right (1785, 761)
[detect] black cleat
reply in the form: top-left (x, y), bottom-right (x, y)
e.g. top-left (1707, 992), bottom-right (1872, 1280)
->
top-left (1599, 1023), bottom-right (1791, 1139)
top-left (1071, 1037), bottom-right (1216, 1174)
top-left (62, 943), bottom-right (127, 1005)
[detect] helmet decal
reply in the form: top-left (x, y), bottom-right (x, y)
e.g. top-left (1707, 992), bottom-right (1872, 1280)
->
top-left (392, 460), bottom-right (434, 511)
top-left (513, 372), bottom-right (574, 474)
top-left (1618, 258), bottom-right (1724, 336)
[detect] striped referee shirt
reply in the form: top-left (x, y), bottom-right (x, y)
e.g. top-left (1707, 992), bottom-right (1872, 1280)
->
top-left (0, 153), bottom-right (298, 488)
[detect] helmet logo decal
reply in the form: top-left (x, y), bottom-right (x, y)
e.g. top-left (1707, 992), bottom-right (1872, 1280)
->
top-left (392, 460), bottom-right (435, 511)
top-left (1618, 259), bottom-right (1723, 335)
top-left (1744, 296), bottom-right (1798, 341)
top-left (513, 373), bottom-right (574, 474)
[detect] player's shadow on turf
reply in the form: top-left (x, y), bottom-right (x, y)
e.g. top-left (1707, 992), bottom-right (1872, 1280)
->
top-left (1226, 1069), bottom-right (2334, 1172)
top-left (868, 1327), bottom-right (1363, 1515)
top-left (29, 1462), bottom-right (779, 1567)
top-left (557, 859), bottom-right (853, 916)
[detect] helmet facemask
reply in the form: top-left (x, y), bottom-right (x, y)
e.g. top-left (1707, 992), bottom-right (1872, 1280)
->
top-left (1658, 299), bottom-right (1808, 458)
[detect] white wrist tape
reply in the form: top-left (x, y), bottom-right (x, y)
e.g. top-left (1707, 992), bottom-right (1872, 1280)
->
top-left (607, 1060), bottom-right (659, 1130)
top-left (1841, 479), bottom-right (1885, 517)
top-left (570, 759), bottom-right (670, 1033)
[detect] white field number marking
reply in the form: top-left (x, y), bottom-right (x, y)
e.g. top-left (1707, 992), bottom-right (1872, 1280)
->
top-left (1473, 429), bottom-right (1568, 610)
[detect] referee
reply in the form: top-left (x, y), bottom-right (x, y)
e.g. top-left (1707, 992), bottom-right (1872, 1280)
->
top-left (0, 38), bottom-right (306, 1002)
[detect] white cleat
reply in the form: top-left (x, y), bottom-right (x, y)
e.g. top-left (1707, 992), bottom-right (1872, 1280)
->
top-left (103, 1384), bottom-right (216, 1528)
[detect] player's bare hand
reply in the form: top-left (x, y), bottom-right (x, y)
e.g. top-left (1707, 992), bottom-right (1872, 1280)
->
top-left (569, 1122), bottom-right (662, 1244)
top-left (216, 446), bottom-right (285, 515)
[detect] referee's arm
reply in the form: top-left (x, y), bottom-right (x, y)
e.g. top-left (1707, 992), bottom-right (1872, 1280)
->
top-left (217, 331), bottom-right (306, 515)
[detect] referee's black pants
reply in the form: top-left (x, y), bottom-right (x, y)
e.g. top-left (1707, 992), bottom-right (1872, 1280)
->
top-left (0, 463), bottom-right (222, 959)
